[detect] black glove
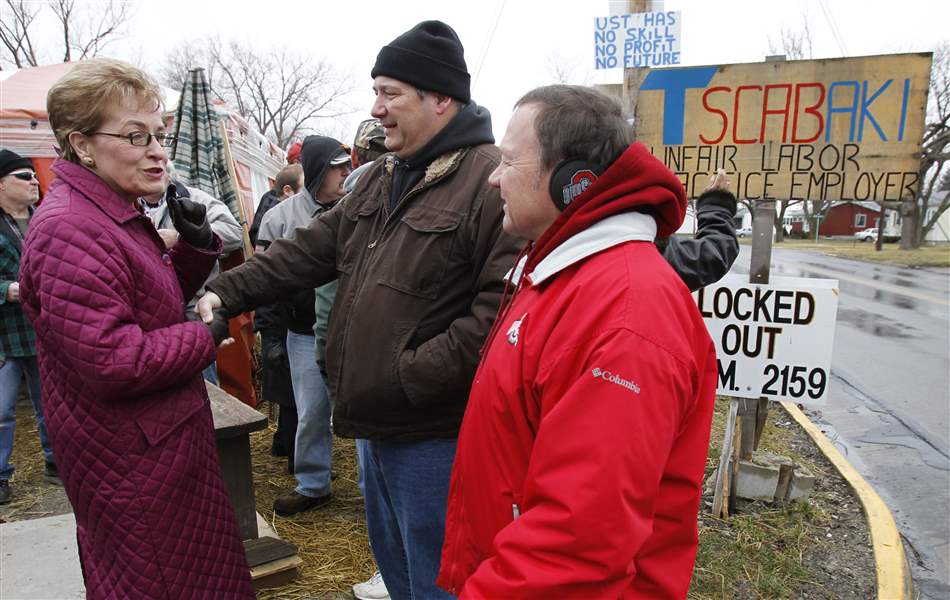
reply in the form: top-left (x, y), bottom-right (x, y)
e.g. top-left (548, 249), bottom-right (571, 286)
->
top-left (207, 309), bottom-right (231, 346)
top-left (165, 185), bottom-right (213, 249)
top-left (264, 343), bottom-right (287, 363)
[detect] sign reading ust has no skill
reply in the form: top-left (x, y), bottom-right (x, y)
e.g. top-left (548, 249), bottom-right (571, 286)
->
top-left (694, 275), bottom-right (840, 405)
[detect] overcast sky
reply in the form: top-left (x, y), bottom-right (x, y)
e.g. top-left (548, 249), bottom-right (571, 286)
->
top-left (24, 0), bottom-right (950, 145)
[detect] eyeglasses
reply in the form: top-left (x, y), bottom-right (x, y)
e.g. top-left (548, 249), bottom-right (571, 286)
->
top-left (10, 172), bottom-right (37, 181)
top-left (91, 131), bottom-right (177, 147)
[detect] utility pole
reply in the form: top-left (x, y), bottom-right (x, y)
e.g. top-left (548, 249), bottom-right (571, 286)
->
top-left (618, 0), bottom-right (650, 14)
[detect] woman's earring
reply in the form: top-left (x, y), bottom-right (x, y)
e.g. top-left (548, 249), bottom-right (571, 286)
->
top-left (82, 156), bottom-right (95, 168)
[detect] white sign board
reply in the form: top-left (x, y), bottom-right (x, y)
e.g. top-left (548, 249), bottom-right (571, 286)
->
top-left (594, 11), bottom-right (682, 70)
top-left (694, 274), bottom-right (839, 405)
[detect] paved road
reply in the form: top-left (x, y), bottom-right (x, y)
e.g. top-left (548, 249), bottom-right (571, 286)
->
top-left (729, 245), bottom-right (950, 599)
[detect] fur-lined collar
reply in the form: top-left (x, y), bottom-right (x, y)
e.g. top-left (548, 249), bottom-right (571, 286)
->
top-left (383, 149), bottom-right (466, 184)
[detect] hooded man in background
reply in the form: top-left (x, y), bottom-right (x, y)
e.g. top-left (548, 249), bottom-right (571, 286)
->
top-left (253, 163), bottom-right (305, 464)
top-left (255, 135), bottom-right (352, 515)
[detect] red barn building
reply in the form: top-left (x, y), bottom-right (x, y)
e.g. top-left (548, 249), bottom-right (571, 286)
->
top-left (818, 201), bottom-right (884, 236)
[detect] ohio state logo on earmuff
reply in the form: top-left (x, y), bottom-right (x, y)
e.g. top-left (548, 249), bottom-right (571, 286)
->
top-left (549, 158), bottom-right (604, 211)
top-left (561, 169), bottom-right (597, 207)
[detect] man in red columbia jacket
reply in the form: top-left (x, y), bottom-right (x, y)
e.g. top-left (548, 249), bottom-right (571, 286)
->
top-left (437, 85), bottom-right (719, 599)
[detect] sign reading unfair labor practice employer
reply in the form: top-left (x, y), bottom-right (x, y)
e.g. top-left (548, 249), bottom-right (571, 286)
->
top-left (695, 275), bottom-right (839, 405)
top-left (594, 10), bottom-right (682, 69)
top-left (626, 53), bottom-right (931, 200)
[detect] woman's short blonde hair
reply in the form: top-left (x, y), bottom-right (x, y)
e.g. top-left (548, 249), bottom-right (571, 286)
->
top-left (47, 58), bottom-right (164, 163)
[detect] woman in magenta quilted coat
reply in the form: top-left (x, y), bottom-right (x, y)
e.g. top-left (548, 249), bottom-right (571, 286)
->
top-left (18, 59), bottom-right (254, 599)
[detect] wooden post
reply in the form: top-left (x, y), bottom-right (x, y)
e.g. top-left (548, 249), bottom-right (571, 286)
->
top-left (875, 202), bottom-right (887, 251)
top-left (711, 400), bottom-right (739, 517)
top-left (712, 195), bottom-right (776, 514)
top-left (209, 382), bottom-right (268, 540)
top-left (745, 197), bottom-right (774, 455)
top-left (618, 0), bottom-right (650, 14)
top-left (719, 198), bottom-right (776, 510)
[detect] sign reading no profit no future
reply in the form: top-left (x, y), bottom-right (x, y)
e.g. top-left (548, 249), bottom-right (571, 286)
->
top-left (694, 274), bottom-right (839, 405)
top-left (627, 53), bottom-right (932, 201)
top-left (594, 11), bottom-right (682, 70)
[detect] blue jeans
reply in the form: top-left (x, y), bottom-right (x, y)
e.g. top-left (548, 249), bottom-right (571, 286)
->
top-left (285, 331), bottom-right (332, 498)
top-left (202, 361), bottom-right (219, 386)
top-left (356, 438), bottom-right (369, 496)
top-left (0, 356), bottom-right (53, 481)
top-left (362, 438), bottom-right (457, 600)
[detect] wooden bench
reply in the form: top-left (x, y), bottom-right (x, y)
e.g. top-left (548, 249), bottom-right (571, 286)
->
top-left (208, 383), bottom-right (300, 588)
top-left (208, 382), bottom-right (267, 540)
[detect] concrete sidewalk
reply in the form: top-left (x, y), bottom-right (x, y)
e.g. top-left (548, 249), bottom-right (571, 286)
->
top-left (0, 512), bottom-right (277, 599)
top-left (1, 513), bottom-right (83, 599)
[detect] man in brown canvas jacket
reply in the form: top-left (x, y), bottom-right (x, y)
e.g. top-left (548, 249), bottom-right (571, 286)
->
top-left (199, 20), bottom-right (519, 600)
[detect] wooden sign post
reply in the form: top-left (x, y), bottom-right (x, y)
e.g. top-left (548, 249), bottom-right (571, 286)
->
top-left (710, 198), bottom-right (774, 517)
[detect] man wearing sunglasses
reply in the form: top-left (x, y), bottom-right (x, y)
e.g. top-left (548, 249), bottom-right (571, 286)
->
top-left (0, 149), bottom-right (58, 504)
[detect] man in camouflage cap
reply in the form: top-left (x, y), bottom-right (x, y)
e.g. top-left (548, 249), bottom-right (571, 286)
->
top-left (344, 118), bottom-right (388, 195)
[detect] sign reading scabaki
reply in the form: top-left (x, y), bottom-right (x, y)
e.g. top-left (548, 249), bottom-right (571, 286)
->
top-left (626, 53), bottom-right (932, 200)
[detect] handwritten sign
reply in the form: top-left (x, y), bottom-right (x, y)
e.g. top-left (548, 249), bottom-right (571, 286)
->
top-left (594, 11), bottom-right (682, 70)
top-left (626, 53), bottom-right (932, 200)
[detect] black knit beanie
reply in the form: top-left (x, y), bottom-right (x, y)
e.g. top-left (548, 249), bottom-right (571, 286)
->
top-left (371, 20), bottom-right (471, 103)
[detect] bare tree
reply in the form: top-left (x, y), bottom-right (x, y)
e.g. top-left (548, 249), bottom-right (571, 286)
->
top-left (49, 0), bottom-right (132, 62)
top-left (765, 17), bottom-right (813, 243)
top-left (901, 42), bottom-right (950, 248)
top-left (767, 18), bottom-right (812, 63)
top-left (545, 52), bottom-right (592, 86)
top-left (160, 38), bottom-right (353, 148)
top-left (0, 0), bottom-right (132, 69)
top-left (159, 43), bottom-right (216, 92)
top-left (0, 0), bottom-right (40, 67)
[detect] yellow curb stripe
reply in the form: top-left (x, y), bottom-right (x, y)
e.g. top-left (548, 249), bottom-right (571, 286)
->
top-left (780, 401), bottom-right (913, 600)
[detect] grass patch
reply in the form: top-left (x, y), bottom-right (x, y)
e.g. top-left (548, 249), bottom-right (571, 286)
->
top-left (691, 398), bottom-right (828, 599)
top-left (705, 398), bottom-right (818, 474)
top-left (744, 238), bottom-right (950, 267)
top-left (691, 501), bottom-right (822, 599)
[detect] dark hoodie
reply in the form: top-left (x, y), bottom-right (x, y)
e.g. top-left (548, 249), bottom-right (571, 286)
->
top-left (283, 135), bottom-right (347, 334)
top-left (389, 101), bottom-right (494, 208)
top-left (301, 135), bottom-right (347, 202)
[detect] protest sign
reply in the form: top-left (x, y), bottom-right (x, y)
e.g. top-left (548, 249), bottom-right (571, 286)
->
top-left (695, 274), bottom-right (839, 405)
top-left (595, 11), bottom-right (682, 69)
top-left (627, 53), bottom-right (931, 200)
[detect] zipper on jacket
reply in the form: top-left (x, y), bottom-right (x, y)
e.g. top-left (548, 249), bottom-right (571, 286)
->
top-left (338, 151), bottom-right (465, 428)
top-left (512, 503), bottom-right (521, 520)
top-left (335, 203), bottom-right (387, 421)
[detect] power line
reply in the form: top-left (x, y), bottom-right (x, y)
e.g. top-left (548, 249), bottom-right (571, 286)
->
top-left (474, 0), bottom-right (507, 88)
top-left (818, 0), bottom-right (848, 56)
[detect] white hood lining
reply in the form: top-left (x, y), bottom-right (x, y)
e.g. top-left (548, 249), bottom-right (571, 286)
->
top-left (525, 212), bottom-right (657, 286)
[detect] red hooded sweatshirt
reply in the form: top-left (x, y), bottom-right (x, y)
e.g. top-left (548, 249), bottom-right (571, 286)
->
top-left (437, 143), bottom-right (718, 599)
